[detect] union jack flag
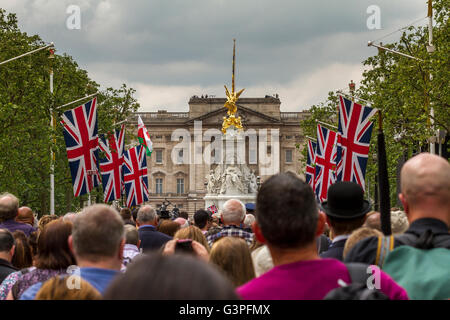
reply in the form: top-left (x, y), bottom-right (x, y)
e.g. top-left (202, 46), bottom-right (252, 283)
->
top-left (305, 140), bottom-right (317, 189)
top-left (123, 145), bottom-right (149, 208)
top-left (61, 98), bottom-right (100, 197)
top-left (99, 125), bottom-right (125, 203)
top-left (336, 96), bottom-right (377, 191)
top-left (314, 124), bottom-right (338, 203)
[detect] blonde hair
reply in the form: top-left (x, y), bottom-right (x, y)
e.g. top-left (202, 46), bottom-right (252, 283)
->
top-left (36, 276), bottom-right (101, 300)
top-left (343, 227), bottom-right (383, 258)
top-left (174, 226), bottom-right (210, 252)
top-left (209, 237), bottom-right (255, 288)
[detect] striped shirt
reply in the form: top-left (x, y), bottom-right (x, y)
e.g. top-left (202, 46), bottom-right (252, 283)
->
top-left (207, 225), bottom-right (254, 247)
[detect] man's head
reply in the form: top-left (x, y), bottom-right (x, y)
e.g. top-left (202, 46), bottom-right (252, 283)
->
top-left (243, 214), bottom-right (256, 229)
top-left (194, 209), bottom-right (211, 230)
top-left (363, 211), bottom-right (381, 231)
top-left (124, 224), bottom-right (140, 247)
top-left (179, 211), bottom-right (189, 220)
top-left (69, 204), bottom-right (125, 269)
top-left (0, 229), bottom-right (15, 262)
top-left (62, 212), bottom-right (77, 224)
top-left (120, 208), bottom-right (132, 222)
top-left (0, 193), bottom-right (19, 222)
top-left (136, 205), bottom-right (158, 227)
top-left (16, 207), bottom-right (34, 226)
top-left (321, 182), bottom-right (370, 237)
top-left (399, 153), bottom-right (450, 225)
top-left (254, 173), bottom-right (323, 249)
top-left (221, 199), bottom-right (246, 226)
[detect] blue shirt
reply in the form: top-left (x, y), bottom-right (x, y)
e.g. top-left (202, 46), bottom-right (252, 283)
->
top-left (20, 267), bottom-right (119, 300)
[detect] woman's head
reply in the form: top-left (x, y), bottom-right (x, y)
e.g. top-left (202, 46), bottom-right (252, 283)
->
top-left (104, 253), bottom-right (238, 300)
top-left (38, 215), bottom-right (60, 234)
top-left (157, 219), bottom-right (181, 237)
top-left (209, 237), bottom-right (255, 287)
top-left (35, 219), bottom-right (76, 270)
top-left (11, 230), bottom-right (33, 269)
top-left (174, 226), bottom-right (210, 252)
top-left (36, 276), bottom-right (101, 300)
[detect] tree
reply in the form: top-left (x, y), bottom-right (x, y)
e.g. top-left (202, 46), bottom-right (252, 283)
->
top-left (0, 9), bottom-right (139, 215)
top-left (299, 0), bottom-right (449, 206)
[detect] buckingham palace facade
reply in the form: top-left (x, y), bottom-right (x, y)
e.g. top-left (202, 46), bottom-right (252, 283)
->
top-left (128, 95), bottom-right (310, 215)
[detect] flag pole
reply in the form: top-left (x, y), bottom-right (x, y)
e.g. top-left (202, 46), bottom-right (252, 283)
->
top-left (377, 110), bottom-right (391, 235)
top-left (55, 92), bottom-right (98, 110)
top-left (49, 47), bottom-right (55, 215)
top-left (337, 91), bottom-right (375, 106)
top-left (315, 119), bottom-right (338, 130)
top-left (0, 43), bottom-right (54, 66)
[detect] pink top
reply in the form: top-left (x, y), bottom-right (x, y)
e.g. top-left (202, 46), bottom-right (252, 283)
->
top-left (237, 258), bottom-right (408, 300)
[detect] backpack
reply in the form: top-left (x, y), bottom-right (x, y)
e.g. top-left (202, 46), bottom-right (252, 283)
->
top-left (323, 263), bottom-right (389, 300)
top-left (375, 230), bottom-right (450, 300)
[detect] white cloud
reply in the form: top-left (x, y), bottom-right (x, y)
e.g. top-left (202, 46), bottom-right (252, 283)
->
top-left (1, 0), bottom-right (428, 113)
top-left (132, 62), bottom-right (364, 112)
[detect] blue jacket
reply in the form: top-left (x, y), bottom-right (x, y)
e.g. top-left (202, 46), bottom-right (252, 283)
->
top-left (138, 225), bottom-right (172, 253)
top-left (320, 239), bottom-right (347, 261)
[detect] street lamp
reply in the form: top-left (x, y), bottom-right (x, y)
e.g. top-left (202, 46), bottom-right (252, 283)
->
top-left (348, 80), bottom-right (355, 95)
top-left (367, 0), bottom-right (436, 154)
top-left (0, 42), bottom-right (57, 214)
top-left (0, 43), bottom-right (54, 66)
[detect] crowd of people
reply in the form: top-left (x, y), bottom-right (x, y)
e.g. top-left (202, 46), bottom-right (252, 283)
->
top-left (0, 153), bottom-right (448, 300)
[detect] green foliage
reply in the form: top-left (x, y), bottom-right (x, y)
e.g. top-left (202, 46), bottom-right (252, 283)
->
top-left (299, 0), bottom-right (449, 206)
top-left (0, 9), bottom-right (139, 215)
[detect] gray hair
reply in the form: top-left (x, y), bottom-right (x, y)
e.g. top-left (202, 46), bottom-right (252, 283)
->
top-left (63, 212), bottom-right (77, 223)
top-left (136, 205), bottom-right (157, 224)
top-left (72, 204), bottom-right (124, 260)
top-left (391, 210), bottom-right (409, 234)
top-left (124, 224), bottom-right (139, 246)
top-left (222, 199), bottom-right (246, 225)
top-left (243, 214), bottom-right (256, 228)
top-left (0, 193), bottom-right (19, 222)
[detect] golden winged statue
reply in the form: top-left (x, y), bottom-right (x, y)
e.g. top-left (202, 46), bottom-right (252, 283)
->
top-left (222, 39), bottom-right (245, 134)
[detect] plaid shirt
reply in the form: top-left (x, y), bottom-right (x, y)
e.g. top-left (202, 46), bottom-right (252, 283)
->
top-left (207, 225), bottom-right (254, 247)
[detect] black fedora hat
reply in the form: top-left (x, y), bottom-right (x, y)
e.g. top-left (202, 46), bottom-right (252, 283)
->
top-left (321, 181), bottom-right (371, 219)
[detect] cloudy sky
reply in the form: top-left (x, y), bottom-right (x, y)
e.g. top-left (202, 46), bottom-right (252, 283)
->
top-left (2, 0), bottom-right (428, 111)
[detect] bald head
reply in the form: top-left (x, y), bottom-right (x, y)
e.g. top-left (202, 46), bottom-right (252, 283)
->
top-left (400, 153), bottom-right (450, 223)
top-left (0, 193), bottom-right (19, 222)
top-left (16, 207), bottom-right (34, 226)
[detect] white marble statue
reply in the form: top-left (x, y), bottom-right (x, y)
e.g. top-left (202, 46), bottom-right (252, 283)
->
top-left (248, 170), bottom-right (258, 194)
top-left (206, 170), bottom-right (216, 194)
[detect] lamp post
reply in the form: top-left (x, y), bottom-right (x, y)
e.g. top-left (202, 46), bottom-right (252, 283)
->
top-left (0, 42), bottom-right (56, 213)
top-left (348, 80), bottom-right (355, 101)
top-left (0, 43), bottom-right (54, 66)
top-left (367, 0), bottom-right (436, 154)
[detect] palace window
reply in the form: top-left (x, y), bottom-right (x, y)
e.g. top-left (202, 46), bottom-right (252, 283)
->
top-left (156, 178), bottom-right (163, 194)
top-left (177, 178), bottom-right (184, 194)
top-left (285, 149), bottom-right (293, 163)
top-left (156, 150), bottom-right (163, 164)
